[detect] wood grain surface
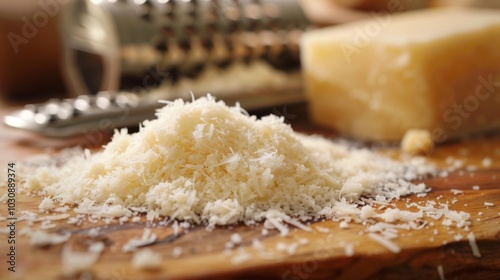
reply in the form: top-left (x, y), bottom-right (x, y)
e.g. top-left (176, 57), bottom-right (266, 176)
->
top-left (0, 104), bottom-right (499, 280)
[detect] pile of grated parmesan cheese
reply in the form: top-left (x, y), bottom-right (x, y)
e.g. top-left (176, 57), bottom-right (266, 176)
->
top-left (21, 95), bottom-right (434, 232)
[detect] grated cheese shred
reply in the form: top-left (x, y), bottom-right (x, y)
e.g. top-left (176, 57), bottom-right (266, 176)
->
top-left (132, 249), bottom-right (163, 270)
top-left (368, 233), bottom-right (401, 254)
top-left (467, 232), bottom-right (481, 258)
top-left (62, 242), bottom-right (105, 275)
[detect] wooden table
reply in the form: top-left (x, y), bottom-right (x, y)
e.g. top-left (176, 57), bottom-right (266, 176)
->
top-left (0, 104), bottom-right (499, 280)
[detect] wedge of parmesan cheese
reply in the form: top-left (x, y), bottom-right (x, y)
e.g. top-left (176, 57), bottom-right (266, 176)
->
top-left (302, 8), bottom-right (500, 142)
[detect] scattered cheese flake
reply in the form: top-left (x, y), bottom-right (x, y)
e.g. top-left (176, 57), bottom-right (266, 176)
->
top-left (467, 232), bottom-right (481, 258)
top-left (450, 189), bottom-right (463, 195)
top-left (172, 247), bottom-right (183, 258)
top-left (437, 265), bottom-right (445, 280)
top-left (87, 228), bottom-right (100, 238)
top-left (30, 231), bottom-right (70, 247)
top-left (55, 206), bottom-right (70, 213)
top-left (344, 243), bottom-right (354, 257)
top-left (298, 238), bottom-right (309, 245)
top-left (132, 249), bottom-right (163, 270)
top-left (315, 226), bottom-right (330, 233)
top-left (466, 165), bottom-right (477, 172)
top-left (378, 208), bottom-right (422, 223)
top-left (265, 210), bottom-right (311, 236)
top-left (172, 221), bottom-right (180, 236)
top-left (40, 220), bottom-right (55, 230)
top-left (225, 242), bottom-right (235, 250)
top-left (230, 233), bottom-right (242, 244)
top-left (401, 129), bottom-right (434, 155)
top-left (360, 205), bottom-right (377, 219)
top-left (438, 171), bottom-right (449, 178)
top-left (122, 228), bottom-right (157, 253)
top-left (472, 185), bottom-right (480, 191)
top-left (339, 221), bottom-right (349, 229)
top-left (481, 158), bottom-right (492, 168)
top-left (89, 242), bottom-right (105, 253)
top-left (252, 239), bottom-right (264, 250)
top-left (484, 202), bottom-right (494, 207)
top-left (276, 242), bottom-right (299, 255)
top-left (231, 250), bottom-right (252, 265)
top-left (368, 233), bottom-right (401, 254)
top-left (39, 197), bottom-right (55, 211)
top-left (453, 234), bottom-right (463, 241)
top-left (62, 242), bottom-right (104, 275)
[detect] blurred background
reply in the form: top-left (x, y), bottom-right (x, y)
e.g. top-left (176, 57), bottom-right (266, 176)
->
top-left (0, 0), bottom-right (498, 103)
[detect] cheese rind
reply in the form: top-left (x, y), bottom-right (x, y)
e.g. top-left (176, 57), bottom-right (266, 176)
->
top-left (302, 8), bottom-right (500, 142)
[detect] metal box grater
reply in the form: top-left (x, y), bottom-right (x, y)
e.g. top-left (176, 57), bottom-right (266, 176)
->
top-left (4, 0), bottom-right (310, 137)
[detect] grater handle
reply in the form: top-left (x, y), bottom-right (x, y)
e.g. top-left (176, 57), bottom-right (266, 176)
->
top-left (4, 86), bottom-right (303, 138)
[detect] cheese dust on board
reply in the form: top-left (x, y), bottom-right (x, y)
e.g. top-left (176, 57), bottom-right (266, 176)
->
top-left (1, 95), bottom-right (482, 272)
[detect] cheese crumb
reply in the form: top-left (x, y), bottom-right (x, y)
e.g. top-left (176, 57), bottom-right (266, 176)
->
top-left (467, 232), bottom-right (481, 258)
top-left (30, 231), bottom-right (70, 247)
top-left (401, 129), bottom-right (434, 155)
top-left (368, 233), bottom-right (401, 254)
top-left (230, 233), bottom-right (242, 244)
top-left (450, 189), bottom-right (463, 195)
top-left (437, 265), bottom-right (445, 280)
top-left (231, 249), bottom-right (252, 265)
top-left (172, 247), bottom-right (183, 258)
top-left (39, 197), bottom-right (55, 211)
top-left (484, 202), bottom-right (494, 207)
top-left (453, 234), bottom-right (463, 241)
top-left (62, 242), bottom-right (104, 275)
top-left (298, 238), bottom-right (309, 245)
top-left (339, 221), bottom-right (349, 229)
top-left (276, 242), bottom-right (299, 255)
top-left (315, 226), bottom-right (330, 233)
top-left (344, 243), bottom-right (355, 257)
top-left (132, 249), bottom-right (163, 270)
top-left (481, 158), bottom-right (492, 168)
top-left (122, 229), bottom-right (157, 253)
top-left (360, 205), bottom-right (377, 219)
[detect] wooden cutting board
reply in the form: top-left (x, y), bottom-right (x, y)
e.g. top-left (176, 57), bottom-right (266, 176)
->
top-left (0, 104), bottom-right (499, 280)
